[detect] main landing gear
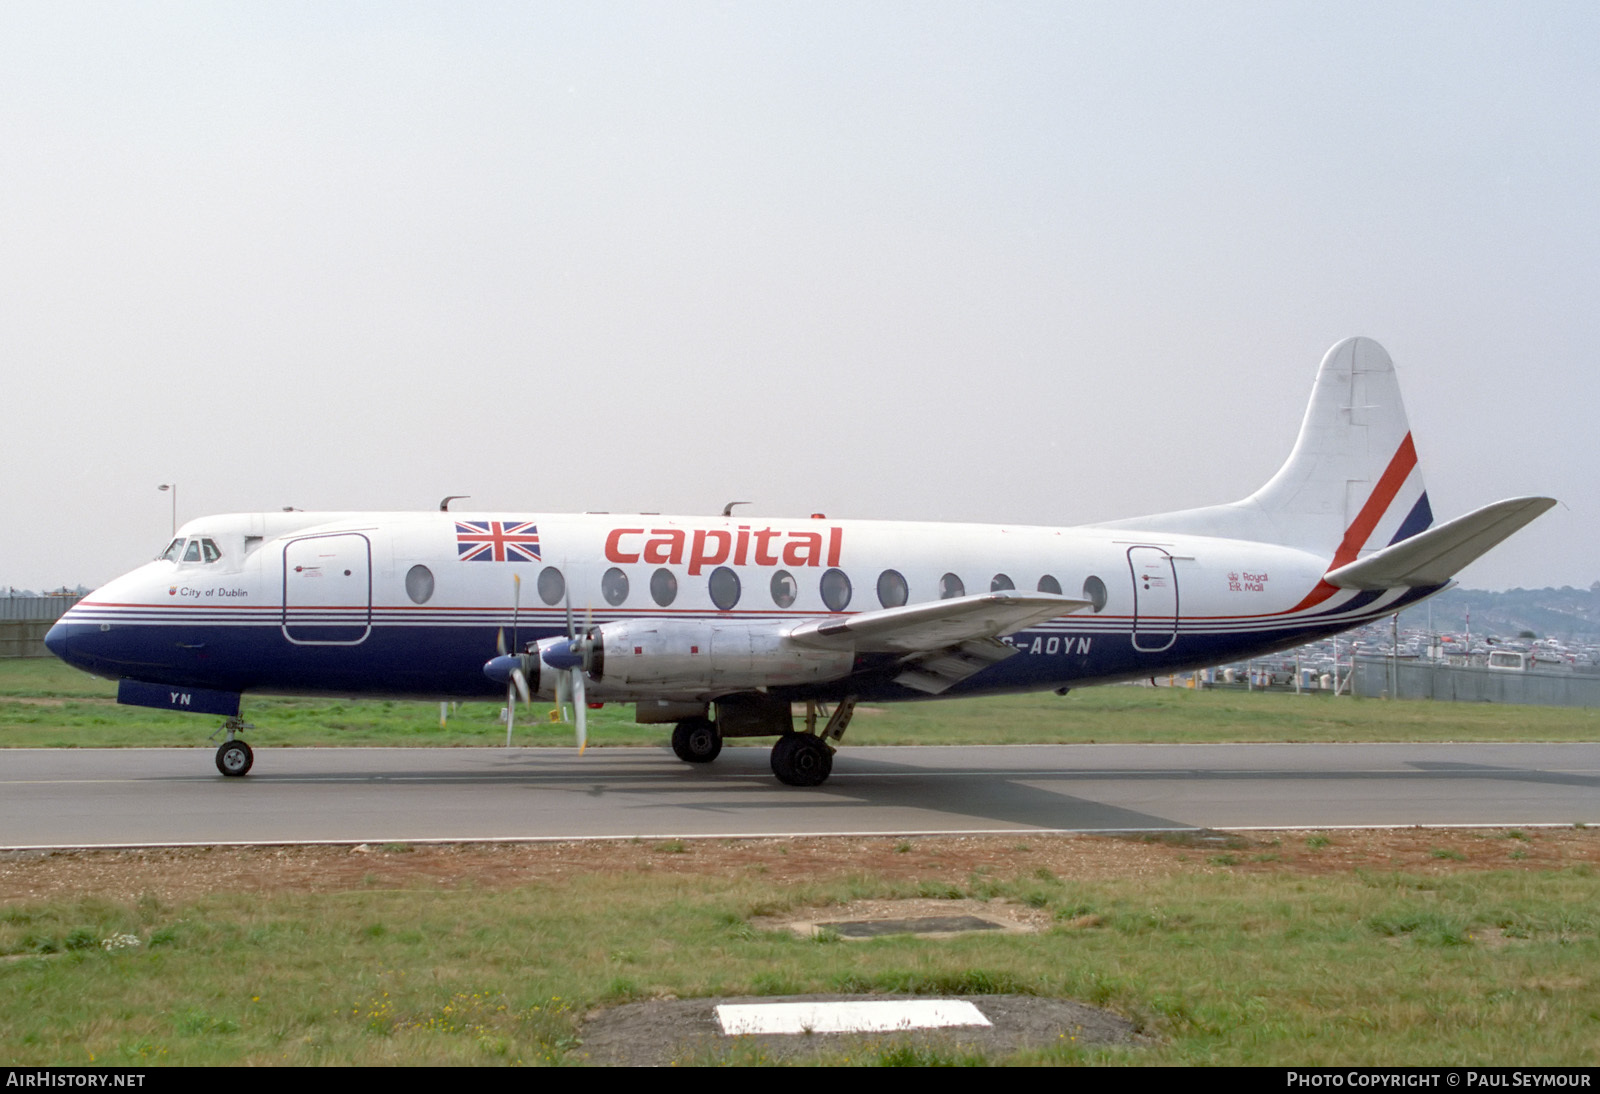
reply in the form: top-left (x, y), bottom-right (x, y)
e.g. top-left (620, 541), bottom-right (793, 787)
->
top-left (770, 732), bottom-right (832, 786)
top-left (671, 717), bottom-right (722, 763)
top-left (669, 697), bottom-right (858, 786)
top-left (769, 698), bottom-right (857, 788)
top-left (212, 718), bottom-right (254, 777)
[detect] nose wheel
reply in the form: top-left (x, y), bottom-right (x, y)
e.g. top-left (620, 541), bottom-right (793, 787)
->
top-left (215, 739), bottom-right (253, 777)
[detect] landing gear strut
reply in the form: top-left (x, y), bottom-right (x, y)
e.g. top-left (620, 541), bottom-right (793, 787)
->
top-left (212, 717), bottom-right (254, 777)
top-left (768, 697), bottom-right (856, 787)
top-left (671, 717), bottom-right (722, 763)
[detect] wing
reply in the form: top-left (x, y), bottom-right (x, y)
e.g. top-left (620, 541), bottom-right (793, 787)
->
top-left (786, 591), bottom-right (1092, 694)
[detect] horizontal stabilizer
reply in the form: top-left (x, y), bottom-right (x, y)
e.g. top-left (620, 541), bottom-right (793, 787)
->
top-left (1324, 497), bottom-right (1556, 590)
top-left (786, 592), bottom-right (1090, 654)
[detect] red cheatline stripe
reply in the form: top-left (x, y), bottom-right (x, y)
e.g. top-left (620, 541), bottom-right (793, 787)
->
top-left (1287, 432), bottom-right (1418, 613)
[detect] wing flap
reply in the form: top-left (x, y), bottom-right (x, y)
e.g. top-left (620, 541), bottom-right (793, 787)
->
top-left (786, 591), bottom-right (1091, 654)
top-left (892, 637), bottom-right (1018, 695)
top-left (1324, 496), bottom-right (1556, 590)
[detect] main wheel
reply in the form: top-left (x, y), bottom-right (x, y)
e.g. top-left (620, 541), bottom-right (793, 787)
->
top-left (215, 739), bottom-right (253, 777)
top-left (770, 733), bottom-right (832, 787)
top-left (671, 718), bottom-right (722, 763)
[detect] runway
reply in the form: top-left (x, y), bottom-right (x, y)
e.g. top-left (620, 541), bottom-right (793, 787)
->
top-left (1, 742), bottom-right (1596, 849)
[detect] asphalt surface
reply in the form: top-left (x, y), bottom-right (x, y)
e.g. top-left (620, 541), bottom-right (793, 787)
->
top-left (1, 742), bottom-right (1596, 849)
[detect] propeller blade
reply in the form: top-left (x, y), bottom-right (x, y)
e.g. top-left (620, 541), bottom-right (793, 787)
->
top-left (572, 670), bottom-right (587, 753)
top-left (511, 574), bottom-right (521, 652)
top-left (495, 628), bottom-right (506, 656)
top-left (582, 604), bottom-right (594, 668)
top-left (504, 682), bottom-right (516, 747)
top-left (510, 666), bottom-right (531, 706)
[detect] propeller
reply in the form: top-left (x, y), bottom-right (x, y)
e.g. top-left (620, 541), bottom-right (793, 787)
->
top-left (482, 575), bottom-right (533, 746)
top-left (485, 586), bottom-right (596, 754)
top-left (540, 597), bottom-right (594, 753)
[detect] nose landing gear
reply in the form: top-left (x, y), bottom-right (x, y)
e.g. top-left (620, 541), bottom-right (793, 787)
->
top-left (215, 739), bottom-right (253, 777)
top-left (212, 717), bottom-right (255, 777)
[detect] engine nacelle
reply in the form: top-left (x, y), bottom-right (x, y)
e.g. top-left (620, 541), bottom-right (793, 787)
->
top-left (587, 619), bottom-right (854, 694)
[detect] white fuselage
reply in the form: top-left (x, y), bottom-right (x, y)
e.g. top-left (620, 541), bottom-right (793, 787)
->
top-left (50, 508), bottom-right (1416, 704)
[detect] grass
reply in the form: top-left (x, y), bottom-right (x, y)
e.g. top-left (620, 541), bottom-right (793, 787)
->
top-left (3, 658), bottom-right (1598, 750)
top-left (1, 861), bottom-right (1596, 1065)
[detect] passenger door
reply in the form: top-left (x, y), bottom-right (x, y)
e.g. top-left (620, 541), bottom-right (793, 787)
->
top-left (282, 533), bottom-right (372, 644)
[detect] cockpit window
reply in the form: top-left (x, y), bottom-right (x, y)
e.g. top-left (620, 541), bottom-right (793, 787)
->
top-left (173, 537), bottom-right (222, 564)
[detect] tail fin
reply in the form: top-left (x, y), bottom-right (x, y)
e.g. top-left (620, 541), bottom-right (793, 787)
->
top-left (1095, 337), bottom-right (1555, 592)
top-left (1249, 336), bottom-right (1433, 555)
top-left (1096, 337), bottom-right (1432, 555)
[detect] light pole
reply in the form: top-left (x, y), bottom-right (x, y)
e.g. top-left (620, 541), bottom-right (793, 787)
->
top-left (157, 483), bottom-right (177, 536)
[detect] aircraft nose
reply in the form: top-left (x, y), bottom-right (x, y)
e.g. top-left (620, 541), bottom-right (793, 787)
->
top-left (41, 607), bottom-right (151, 678)
top-left (44, 619), bottom-right (69, 661)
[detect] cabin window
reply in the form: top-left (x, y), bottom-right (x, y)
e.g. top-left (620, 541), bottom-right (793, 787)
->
top-left (537, 566), bottom-right (565, 606)
top-left (404, 564), bottom-right (435, 604)
top-left (770, 570), bottom-right (798, 609)
top-left (708, 566), bottom-right (741, 611)
top-left (939, 572), bottom-right (965, 599)
top-left (244, 535), bottom-right (263, 554)
top-left (990, 573), bottom-right (1014, 592)
top-left (876, 569), bottom-right (908, 608)
top-left (1082, 575), bottom-right (1107, 612)
top-left (1037, 574), bottom-right (1062, 595)
top-left (601, 567), bottom-right (630, 607)
top-left (200, 538), bottom-right (222, 563)
top-left (160, 538), bottom-right (184, 562)
top-left (820, 568), bottom-right (852, 612)
top-left (650, 568), bottom-right (678, 607)
top-left (182, 540), bottom-right (201, 562)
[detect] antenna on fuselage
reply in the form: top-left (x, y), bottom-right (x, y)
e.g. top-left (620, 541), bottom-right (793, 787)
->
top-left (440, 495), bottom-right (470, 512)
top-left (722, 500), bottom-right (750, 517)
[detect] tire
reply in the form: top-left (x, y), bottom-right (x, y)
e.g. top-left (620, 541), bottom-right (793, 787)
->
top-left (671, 718), bottom-right (722, 763)
top-left (215, 739), bottom-right (253, 777)
top-left (769, 733), bottom-right (832, 787)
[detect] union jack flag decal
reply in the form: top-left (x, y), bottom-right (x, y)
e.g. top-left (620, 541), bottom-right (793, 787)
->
top-left (455, 521), bottom-right (541, 563)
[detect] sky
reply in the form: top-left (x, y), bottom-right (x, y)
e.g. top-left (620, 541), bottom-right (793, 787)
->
top-left (2, 1), bottom-right (1595, 592)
